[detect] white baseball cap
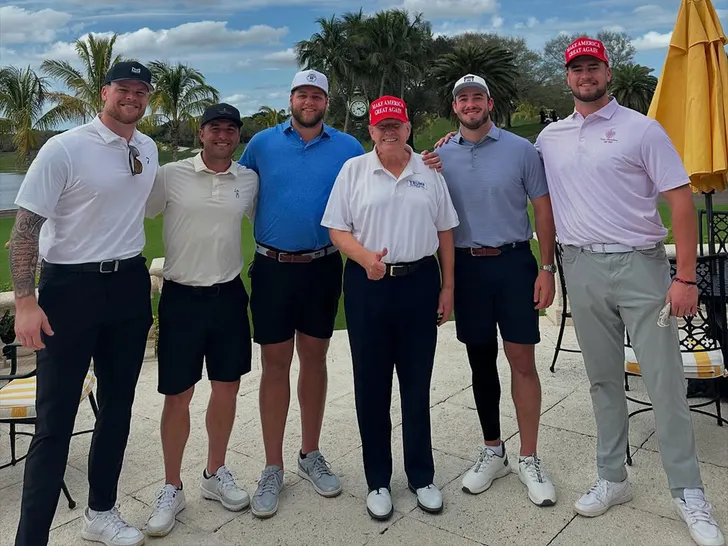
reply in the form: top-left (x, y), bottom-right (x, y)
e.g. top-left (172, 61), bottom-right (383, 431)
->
top-left (290, 69), bottom-right (329, 95)
top-left (452, 74), bottom-right (490, 98)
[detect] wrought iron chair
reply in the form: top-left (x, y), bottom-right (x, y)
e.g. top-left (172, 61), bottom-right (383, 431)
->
top-left (623, 254), bottom-right (728, 466)
top-left (698, 209), bottom-right (728, 256)
top-left (0, 343), bottom-right (98, 509)
top-left (550, 243), bottom-right (581, 372)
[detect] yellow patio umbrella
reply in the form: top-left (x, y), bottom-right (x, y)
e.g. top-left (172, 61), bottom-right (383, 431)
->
top-left (648, 0), bottom-right (728, 197)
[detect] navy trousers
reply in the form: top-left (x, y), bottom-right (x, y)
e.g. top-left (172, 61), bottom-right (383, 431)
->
top-left (343, 256), bottom-right (440, 490)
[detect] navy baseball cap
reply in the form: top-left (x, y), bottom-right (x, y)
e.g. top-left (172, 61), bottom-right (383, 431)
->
top-left (200, 103), bottom-right (243, 127)
top-left (104, 61), bottom-right (153, 91)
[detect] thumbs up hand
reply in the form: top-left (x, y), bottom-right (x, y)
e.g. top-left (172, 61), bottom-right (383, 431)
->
top-left (366, 248), bottom-right (388, 280)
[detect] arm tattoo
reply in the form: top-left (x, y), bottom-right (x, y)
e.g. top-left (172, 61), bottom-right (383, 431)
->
top-left (9, 207), bottom-right (47, 298)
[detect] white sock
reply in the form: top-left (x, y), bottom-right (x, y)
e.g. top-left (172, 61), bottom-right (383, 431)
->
top-left (486, 443), bottom-right (504, 457)
top-left (88, 508), bottom-right (98, 518)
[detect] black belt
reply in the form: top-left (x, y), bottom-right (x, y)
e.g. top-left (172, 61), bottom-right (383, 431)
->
top-left (41, 254), bottom-right (145, 274)
top-left (384, 256), bottom-right (434, 277)
top-left (457, 240), bottom-right (530, 257)
top-left (162, 277), bottom-right (240, 296)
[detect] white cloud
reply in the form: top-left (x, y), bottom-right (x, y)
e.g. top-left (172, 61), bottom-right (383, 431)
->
top-left (0, 6), bottom-right (72, 44)
top-left (262, 48), bottom-right (298, 65)
top-left (632, 30), bottom-right (672, 50)
top-left (491, 15), bottom-right (504, 29)
top-left (222, 91), bottom-right (288, 116)
top-left (402, 0), bottom-right (499, 18)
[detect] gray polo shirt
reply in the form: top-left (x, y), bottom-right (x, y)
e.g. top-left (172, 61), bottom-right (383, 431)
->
top-left (438, 124), bottom-right (549, 248)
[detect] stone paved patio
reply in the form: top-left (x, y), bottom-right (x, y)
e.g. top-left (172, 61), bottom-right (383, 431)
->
top-left (1, 319), bottom-right (726, 545)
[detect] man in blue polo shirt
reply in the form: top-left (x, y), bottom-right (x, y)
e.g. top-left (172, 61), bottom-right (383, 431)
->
top-left (436, 74), bottom-right (558, 507)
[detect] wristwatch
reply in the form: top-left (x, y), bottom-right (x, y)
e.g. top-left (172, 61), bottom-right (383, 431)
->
top-left (540, 264), bottom-right (556, 273)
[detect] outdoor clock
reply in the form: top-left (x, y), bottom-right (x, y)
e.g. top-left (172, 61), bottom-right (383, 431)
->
top-left (349, 99), bottom-right (368, 119)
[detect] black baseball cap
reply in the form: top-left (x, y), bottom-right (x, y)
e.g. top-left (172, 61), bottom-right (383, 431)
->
top-left (201, 103), bottom-right (242, 127)
top-left (104, 61), bottom-right (153, 91)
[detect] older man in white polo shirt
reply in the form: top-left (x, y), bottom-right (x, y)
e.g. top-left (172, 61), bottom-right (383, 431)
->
top-left (10, 61), bottom-right (157, 546)
top-left (536, 37), bottom-right (724, 546)
top-left (144, 103), bottom-right (258, 537)
top-left (322, 95), bottom-right (459, 521)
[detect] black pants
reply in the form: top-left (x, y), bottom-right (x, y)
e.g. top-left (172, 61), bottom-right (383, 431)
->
top-left (15, 256), bottom-right (152, 546)
top-left (343, 256), bottom-right (440, 490)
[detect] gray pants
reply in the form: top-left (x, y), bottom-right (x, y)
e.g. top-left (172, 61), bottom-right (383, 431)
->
top-left (561, 243), bottom-right (703, 497)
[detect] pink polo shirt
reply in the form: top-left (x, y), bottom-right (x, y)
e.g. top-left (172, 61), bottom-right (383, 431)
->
top-left (535, 98), bottom-right (690, 247)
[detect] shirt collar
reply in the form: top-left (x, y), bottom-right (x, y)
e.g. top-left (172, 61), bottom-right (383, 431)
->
top-left (283, 118), bottom-right (332, 140)
top-left (369, 145), bottom-right (422, 176)
top-left (192, 152), bottom-right (238, 177)
top-left (569, 96), bottom-right (620, 121)
top-left (456, 123), bottom-right (501, 145)
top-left (92, 114), bottom-right (145, 145)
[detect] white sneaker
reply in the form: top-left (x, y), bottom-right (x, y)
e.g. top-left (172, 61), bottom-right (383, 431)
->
top-left (517, 455), bottom-right (557, 506)
top-left (146, 484), bottom-right (185, 537)
top-left (81, 506), bottom-right (145, 546)
top-left (574, 477), bottom-right (633, 517)
top-left (409, 483), bottom-right (443, 514)
top-left (366, 488), bottom-right (393, 520)
top-left (674, 488), bottom-right (725, 546)
top-left (200, 465), bottom-right (250, 512)
top-left (461, 445), bottom-right (510, 495)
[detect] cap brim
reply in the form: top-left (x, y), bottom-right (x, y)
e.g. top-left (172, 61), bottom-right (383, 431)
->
top-left (108, 77), bottom-right (154, 91)
top-left (202, 115), bottom-right (243, 127)
top-left (452, 83), bottom-right (489, 97)
top-left (291, 84), bottom-right (328, 95)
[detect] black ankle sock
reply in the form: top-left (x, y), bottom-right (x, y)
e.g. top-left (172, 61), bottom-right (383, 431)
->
top-left (300, 450), bottom-right (307, 460)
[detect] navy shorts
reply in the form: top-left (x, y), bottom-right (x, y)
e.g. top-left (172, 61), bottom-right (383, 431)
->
top-left (157, 276), bottom-right (252, 395)
top-left (453, 242), bottom-right (540, 345)
top-left (248, 246), bottom-right (343, 345)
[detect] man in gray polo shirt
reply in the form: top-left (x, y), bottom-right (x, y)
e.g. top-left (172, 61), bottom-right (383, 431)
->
top-left (436, 74), bottom-right (558, 507)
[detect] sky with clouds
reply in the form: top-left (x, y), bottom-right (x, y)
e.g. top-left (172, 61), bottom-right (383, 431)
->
top-left (1, 0), bottom-right (726, 118)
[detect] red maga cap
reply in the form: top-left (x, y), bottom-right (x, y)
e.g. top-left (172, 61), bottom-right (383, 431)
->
top-left (564, 37), bottom-right (609, 66)
top-left (369, 95), bottom-right (409, 126)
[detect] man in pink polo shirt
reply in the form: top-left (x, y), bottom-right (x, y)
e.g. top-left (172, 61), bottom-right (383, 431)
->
top-left (535, 38), bottom-right (724, 546)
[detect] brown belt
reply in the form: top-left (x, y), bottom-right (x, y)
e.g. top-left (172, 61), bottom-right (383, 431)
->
top-left (255, 243), bottom-right (338, 263)
top-left (457, 241), bottom-right (530, 257)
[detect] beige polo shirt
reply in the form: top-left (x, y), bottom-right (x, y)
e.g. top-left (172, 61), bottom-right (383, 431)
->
top-left (146, 152), bottom-right (259, 286)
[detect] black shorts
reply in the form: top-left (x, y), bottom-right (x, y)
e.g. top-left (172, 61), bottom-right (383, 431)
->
top-left (249, 246), bottom-right (343, 345)
top-left (157, 276), bottom-right (252, 395)
top-left (453, 242), bottom-right (540, 346)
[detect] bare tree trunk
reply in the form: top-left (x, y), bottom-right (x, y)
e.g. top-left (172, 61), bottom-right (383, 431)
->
top-left (379, 67), bottom-right (388, 96)
top-left (171, 119), bottom-right (179, 161)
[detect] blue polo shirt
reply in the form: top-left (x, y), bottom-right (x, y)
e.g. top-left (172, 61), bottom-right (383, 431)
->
top-left (239, 119), bottom-right (365, 251)
top-left (438, 124), bottom-right (548, 248)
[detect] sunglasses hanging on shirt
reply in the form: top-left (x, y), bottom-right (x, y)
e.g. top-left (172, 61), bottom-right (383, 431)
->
top-left (128, 145), bottom-right (143, 175)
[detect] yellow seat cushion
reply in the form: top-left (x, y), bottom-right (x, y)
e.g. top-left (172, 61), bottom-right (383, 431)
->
top-left (625, 345), bottom-right (726, 380)
top-left (0, 370), bottom-right (96, 420)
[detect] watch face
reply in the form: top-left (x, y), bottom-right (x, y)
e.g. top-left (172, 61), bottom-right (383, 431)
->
top-left (350, 100), bottom-right (367, 118)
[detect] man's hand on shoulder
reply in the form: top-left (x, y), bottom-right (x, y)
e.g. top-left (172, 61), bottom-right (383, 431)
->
top-left (421, 150), bottom-right (443, 172)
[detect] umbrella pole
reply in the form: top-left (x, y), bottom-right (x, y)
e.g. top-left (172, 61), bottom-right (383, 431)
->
top-left (705, 191), bottom-right (716, 255)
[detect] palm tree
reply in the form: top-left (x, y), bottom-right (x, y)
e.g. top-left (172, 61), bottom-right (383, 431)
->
top-left (360, 10), bottom-right (427, 97)
top-left (0, 66), bottom-right (70, 167)
top-left (147, 61), bottom-right (219, 160)
top-left (255, 106), bottom-right (287, 128)
top-left (609, 64), bottom-right (658, 115)
top-left (41, 34), bottom-right (127, 123)
top-left (431, 44), bottom-right (518, 125)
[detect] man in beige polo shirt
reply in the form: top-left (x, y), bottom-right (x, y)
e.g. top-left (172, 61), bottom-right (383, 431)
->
top-left (144, 103), bottom-right (259, 537)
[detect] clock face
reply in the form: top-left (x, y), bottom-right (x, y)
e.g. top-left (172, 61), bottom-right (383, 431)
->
top-left (350, 100), bottom-right (368, 118)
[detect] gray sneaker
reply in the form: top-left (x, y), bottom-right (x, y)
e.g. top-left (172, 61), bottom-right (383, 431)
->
top-left (251, 465), bottom-right (284, 519)
top-left (297, 450), bottom-right (342, 497)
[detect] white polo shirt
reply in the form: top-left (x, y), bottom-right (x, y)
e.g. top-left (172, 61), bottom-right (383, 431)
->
top-left (14, 115), bottom-right (158, 264)
top-left (321, 148), bottom-right (459, 263)
top-left (146, 153), bottom-right (259, 286)
top-left (535, 98), bottom-right (690, 247)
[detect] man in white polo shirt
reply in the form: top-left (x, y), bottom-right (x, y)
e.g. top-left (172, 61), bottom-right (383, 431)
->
top-left (10, 61), bottom-right (157, 546)
top-left (144, 103), bottom-right (258, 537)
top-left (322, 95), bottom-right (459, 520)
top-left (536, 37), bottom-right (724, 546)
